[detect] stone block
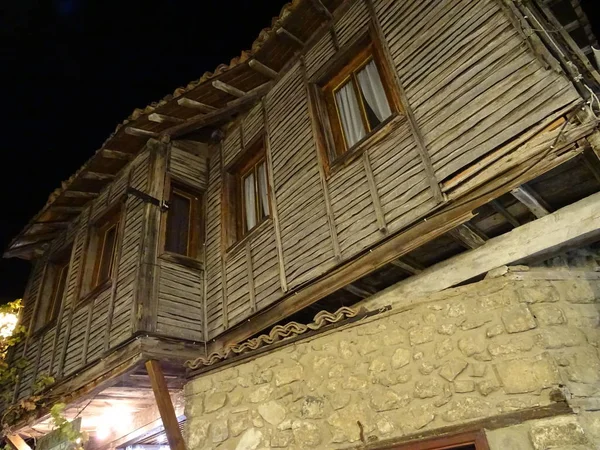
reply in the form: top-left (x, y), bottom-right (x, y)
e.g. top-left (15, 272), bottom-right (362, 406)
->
top-left (529, 416), bottom-right (589, 449)
top-left (486, 324), bottom-right (505, 338)
top-left (535, 327), bottom-right (586, 349)
top-left (458, 335), bottom-right (487, 356)
top-left (409, 326), bottom-right (435, 345)
top-left (461, 315), bottom-right (492, 330)
top-left (495, 354), bottom-right (560, 394)
top-left (328, 392), bottom-right (351, 410)
top-left (502, 304), bottom-right (537, 333)
top-left (442, 397), bottom-right (491, 422)
top-left (205, 392), bottom-right (227, 413)
top-left (414, 379), bottom-right (443, 398)
top-left (369, 386), bottom-right (411, 411)
top-left (229, 411), bottom-right (251, 437)
top-left (553, 280), bottom-right (599, 304)
top-left (486, 424), bottom-right (534, 450)
top-left (185, 418), bottom-right (210, 449)
top-left (270, 430), bottom-right (293, 448)
top-left (274, 363), bottom-right (303, 386)
top-left (211, 419), bottom-right (229, 443)
top-left (454, 380), bottom-right (475, 393)
top-left (437, 323), bottom-right (456, 335)
top-left (236, 428), bottom-right (263, 450)
top-left (435, 338), bottom-right (454, 359)
top-left (258, 400), bottom-right (286, 426)
top-left (530, 304), bottom-right (566, 326)
top-left (301, 396), bottom-right (324, 419)
top-left (517, 285), bottom-right (559, 304)
top-left (249, 385), bottom-right (273, 403)
top-left (476, 378), bottom-right (500, 396)
top-left (404, 404), bottom-right (435, 430)
top-left (391, 348), bottom-right (412, 369)
top-left (328, 403), bottom-right (375, 443)
top-left (439, 359), bottom-right (468, 381)
top-left (488, 335), bottom-right (534, 357)
top-left (563, 347), bottom-right (600, 384)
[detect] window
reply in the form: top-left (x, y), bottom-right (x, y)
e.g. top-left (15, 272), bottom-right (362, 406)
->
top-left (88, 210), bottom-right (121, 291)
top-left (323, 44), bottom-right (395, 155)
top-left (390, 431), bottom-right (489, 449)
top-left (34, 252), bottom-right (70, 331)
top-left (164, 183), bottom-right (203, 258)
top-left (223, 137), bottom-right (271, 247)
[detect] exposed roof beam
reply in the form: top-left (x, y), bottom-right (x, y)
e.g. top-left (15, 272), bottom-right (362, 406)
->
top-left (165, 82), bottom-right (273, 138)
top-left (148, 113), bottom-right (185, 124)
top-left (101, 149), bottom-right (134, 161)
top-left (6, 434), bottom-right (32, 450)
top-left (309, 0), bottom-right (333, 19)
top-left (490, 199), bottom-right (521, 228)
top-left (125, 127), bottom-right (159, 138)
top-left (50, 206), bottom-right (84, 213)
top-left (63, 190), bottom-right (98, 199)
top-left (176, 97), bottom-right (217, 113)
top-left (389, 258), bottom-right (423, 275)
top-left (33, 220), bottom-right (70, 227)
top-left (343, 284), bottom-right (373, 299)
top-left (212, 80), bottom-right (246, 98)
top-left (3, 242), bottom-right (48, 259)
top-left (511, 185), bottom-right (551, 218)
top-left (248, 59), bottom-right (279, 80)
top-left (82, 171), bottom-right (116, 181)
top-left (582, 148), bottom-right (600, 184)
top-left (276, 27), bottom-right (305, 47)
top-left (448, 223), bottom-right (487, 249)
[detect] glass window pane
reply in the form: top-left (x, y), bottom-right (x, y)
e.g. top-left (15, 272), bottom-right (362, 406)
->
top-left (48, 264), bottom-right (68, 323)
top-left (257, 162), bottom-right (269, 219)
top-left (166, 191), bottom-right (191, 255)
top-left (98, 226), bottom-right (117, 283)
top-left (243, 172), bottom-right (257, 232)
top-left (356, 60), bottom-right (392, 129)
top-left (334, 81), bottom-right (366, 148)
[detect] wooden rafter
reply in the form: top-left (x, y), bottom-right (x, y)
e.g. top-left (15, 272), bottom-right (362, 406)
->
top-left (176, 97), bottom-right (217, 112)
top-left (63, 190), bottom-right (99, 199)
top-left (248, 59), bottom-right (279, 80)
top-left (511, 185), bottom-right (551, 218)
top-left (309, 0), bottom-right (333, 19)
top-left (148, 113), bottom-right (185, 124)
top-left (276, 27), bottom-right (305, 47)
top-left (212, 80), bottom-right (245, 98)
top-left (448, 223), bottom-right (487, 249)
top-left (50, 206), bottom-right (84, 213)
top-left (101, 149), bottom-right (134, 161)
top-left (490, 200), bottom-right (521, 228)
top-left (125, 127), bottom-right (159, 138)
top-left (390, 257), bottom-right (423, 275)
top-left (343, 284), bottom-right (374, 298)
top-left (582, 148), bottom-right (600, 184)
top-left (82, 171), bottom-right (115, 181)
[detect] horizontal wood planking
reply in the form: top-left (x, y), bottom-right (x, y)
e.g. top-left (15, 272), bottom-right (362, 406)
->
top-left (85, 289), bottom-right (111, 363)
top-left (169, 147), bottom-right (207, 191)
top-left (304, 31), bottom-right (336, 80)
top-left (334, 0), bottom-right (369, 47)
top-left (205, 151), bottom-right (225, 339)
top-left (19, 258), bottom-right (45, 334)
top-left (242, 103), bottom-right (264, 146)
top-left (222, 124), bottom-right (242, 168)
top-left (225, 248), bottom-right (250, 327)
top-left (250, 223), bottom-right (282, 310)
top-left (375, 0), bottom-right (581, 181)
top-left (62, 305), bottom-right (89, 376)
top-left (156, 259), bottom-right (204, 341)
top-left (267, 62), bottom-right (337, 288)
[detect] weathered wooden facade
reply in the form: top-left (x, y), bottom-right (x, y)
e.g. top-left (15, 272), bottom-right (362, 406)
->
top-left (3, 0), bottom-right (600, 449)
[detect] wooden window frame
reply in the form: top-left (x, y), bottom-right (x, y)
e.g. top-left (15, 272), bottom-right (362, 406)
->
top-left (380, 431), bottom-right (489, 450)
top-left (310, 27), bottom-right (402, 173)
top-left (223, 135), bottom-right (271, 250)
top-left (81, 207), bottom-right (122, 300)
top-left (33, 248), bottom-right (71, 333)
top-left (160, 177), bottom-right (205, 263)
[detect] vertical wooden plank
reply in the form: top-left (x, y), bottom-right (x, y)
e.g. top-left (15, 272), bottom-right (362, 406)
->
top-left (145, 360), bottom-right (185, 450)
top-left (363, 0), bottom-right (443, 203)
top-left (362, 152), bottom-right (387, 232)
top-left (261, 99), bottom-right (289, 292)
top-left (300, 56), bottom-right (342, 260)
top-left (81, 304), bottom-right (94, 363)
top-left (24, 259), bottom-right (47, 340)
top-left (135, 140), bottom-right (168, 333)
top-left (245, 241), bottom-right (256, 313)
top-left (217, 144), bottom-right (230, 330)
top-left (104, 168), bottom-right (133, 352)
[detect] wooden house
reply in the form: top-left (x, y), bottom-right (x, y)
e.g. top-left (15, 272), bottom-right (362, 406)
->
top-left (3, 0), bottom-right (600, 449)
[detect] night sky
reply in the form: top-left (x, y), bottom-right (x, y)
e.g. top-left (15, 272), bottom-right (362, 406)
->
top-left (0, 0), bottom-right (286, 301)
top-left (1, 1), bottom-right (599, 302)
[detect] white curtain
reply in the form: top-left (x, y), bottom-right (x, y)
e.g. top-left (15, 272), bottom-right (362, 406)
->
top-left (335, 82), bottom-right (366, 147)
top-left (244, 173), bottom-right (256, 231)
top-left (257, 163), bottom-right (269, 218)
top-left (357, 60), bottom-right (392, 122)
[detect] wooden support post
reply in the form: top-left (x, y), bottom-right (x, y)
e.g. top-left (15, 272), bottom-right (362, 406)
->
top-left (248, 59), bottom-right (279, 79)
top-left (511, 185), bottom-right (552, 218)
top-left (6, 435), bottom-right (31, 450)
top-left (490, 200), bottom-right (521, 228)
top-left (276, 27), bottom-right (305, 47)
top-left (148, 113), bottom-right (185, 124)
top-left (448, 223), bottom-right (487, 249)
top-left (145, 360), bottom-right (186, 450)
top-left (176, 97), bottom-right (217, 112)
top-left (212, 80), bottom-right (246, 98)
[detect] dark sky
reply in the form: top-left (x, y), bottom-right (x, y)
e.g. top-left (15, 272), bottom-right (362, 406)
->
top-left (0, 1), bottom-right (599, 301)
top-left (0, 0), bottom-right (286, 301)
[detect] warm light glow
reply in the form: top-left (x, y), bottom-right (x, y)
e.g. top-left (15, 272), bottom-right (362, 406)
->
top-left (94, 406), bottom-right (133, 441)
top-left (0, 312), bottom-right (18, 338)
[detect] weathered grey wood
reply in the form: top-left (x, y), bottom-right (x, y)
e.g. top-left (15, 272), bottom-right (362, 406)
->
top-left (390, 257), bottom-right (423, 275)
top-left (176, 97), bottom-right (217, 112)
top-left (102, 148), bottom-right (134, 161)
top-left (246, 241), bottom-right (256, 313)
top-left (82, 171), bottom-right (115, 181)
top-left (248, 59), bottom-right (278, 79)
top-left (148, 113), bottom-right (185, 124)
top-left (362, 151), bottom-right (386, 232)
top-left (364, 191), bottom-right (600, 311)
top-left (309, 0), bottom-right (333, 19)
top-left (63, 190), bottom-right (99, 199)
top-left (448, 223), bottom-right (487, 249)
top-left (511, 185), bottom-right (551, 218)
top-left (343, 283), bottom-right (373, 298)
top-left (212, 80), bottom-right (245, 98)
top-left (362, 0), bottom-right (443, 203)
top-left (126, 127), bottom-right (159, 138)
top-left (490, 200), bottom-right (520, 228)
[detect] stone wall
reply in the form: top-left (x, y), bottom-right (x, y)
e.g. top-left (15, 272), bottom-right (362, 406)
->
top-left (183, 274), bottom-right (600, 449)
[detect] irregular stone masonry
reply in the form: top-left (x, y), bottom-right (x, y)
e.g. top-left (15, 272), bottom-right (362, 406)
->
top-left (184, 276), bottom-right (600, 449)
